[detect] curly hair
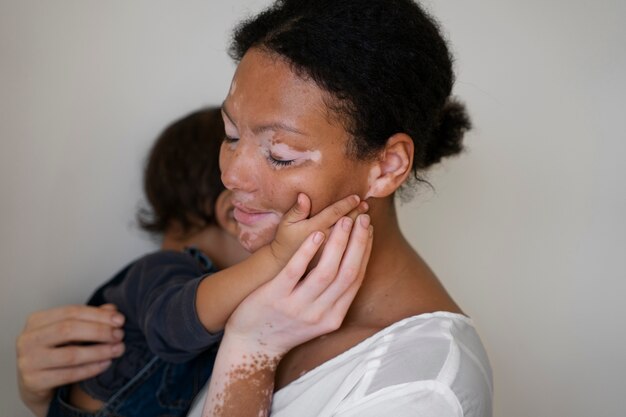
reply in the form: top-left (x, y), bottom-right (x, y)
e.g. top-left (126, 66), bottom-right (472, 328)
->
top-left (137, 107), bottom-right (225, 235)
top-left (230, 0), bottom-right (470, 183)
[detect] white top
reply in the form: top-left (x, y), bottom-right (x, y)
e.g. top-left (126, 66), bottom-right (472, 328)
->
top-left (187, 312), bottom-right (492, 417)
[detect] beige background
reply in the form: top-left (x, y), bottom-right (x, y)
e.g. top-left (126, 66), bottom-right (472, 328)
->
top-left (1, 1), bottom-right (625, 416)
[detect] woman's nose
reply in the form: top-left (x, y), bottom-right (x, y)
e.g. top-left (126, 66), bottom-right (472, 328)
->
top-left (220, 142), bottom-right (257, 193)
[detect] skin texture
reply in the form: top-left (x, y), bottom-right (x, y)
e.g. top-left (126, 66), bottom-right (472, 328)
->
top-left (201, 48), bottom-right (463, 416)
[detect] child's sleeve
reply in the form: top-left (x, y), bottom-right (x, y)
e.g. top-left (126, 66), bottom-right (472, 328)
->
top-left (103, 251), bottom-right (222, 363)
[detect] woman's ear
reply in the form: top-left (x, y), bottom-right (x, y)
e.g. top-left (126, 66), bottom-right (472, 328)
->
top-left (365, 133), bottom-right (414, 199)
top-left (214, 190), bottom-right (239, 238)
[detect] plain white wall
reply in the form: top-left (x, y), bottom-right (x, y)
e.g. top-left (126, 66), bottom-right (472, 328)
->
top-left (1, 1), bottom-right (624, 416)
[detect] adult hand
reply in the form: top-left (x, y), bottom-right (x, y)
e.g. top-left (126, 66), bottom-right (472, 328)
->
top-left (231, 213), bottom-right (373, 355)
top-left (16, 304), bottom-right (125, 417)
top-left (202, 213), bottom-right (373, 417)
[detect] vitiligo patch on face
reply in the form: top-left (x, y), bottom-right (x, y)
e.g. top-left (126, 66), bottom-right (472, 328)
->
top-left (260, 138), bottom-right (322, 168)
top-left (270, 142), bottom-right (321, 164)
top-left (239, 219), bottom-right (279, 252)
top-left (236, 193), bottom-right (254, 204)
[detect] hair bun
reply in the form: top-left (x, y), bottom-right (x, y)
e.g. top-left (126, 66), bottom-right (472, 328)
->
top-left (423, 98), bottom-right (471, 168)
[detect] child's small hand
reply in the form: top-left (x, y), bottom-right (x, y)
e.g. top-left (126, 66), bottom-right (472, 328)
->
top-left (270, 193), bottom-right (368, 264)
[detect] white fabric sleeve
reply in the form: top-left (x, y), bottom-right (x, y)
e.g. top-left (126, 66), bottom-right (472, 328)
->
top-left (332, 381), bottom-right (463, 417)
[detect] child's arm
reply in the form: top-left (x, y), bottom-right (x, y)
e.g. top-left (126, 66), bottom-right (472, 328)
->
top-left (195, 193), bottom-right (367, 334)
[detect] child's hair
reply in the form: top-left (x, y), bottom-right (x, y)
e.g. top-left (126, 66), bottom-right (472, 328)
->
top-left (137, 107), bottom-right (225, 235)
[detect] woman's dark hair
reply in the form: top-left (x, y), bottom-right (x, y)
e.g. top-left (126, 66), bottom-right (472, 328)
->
top-left (137, 107), bottom-right (225, 235)
top-left (230, 0), bottom-right (470, 182)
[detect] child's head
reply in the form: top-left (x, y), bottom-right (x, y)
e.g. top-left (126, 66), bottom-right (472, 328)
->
top-left (138, 107), bottom-right (226, 236)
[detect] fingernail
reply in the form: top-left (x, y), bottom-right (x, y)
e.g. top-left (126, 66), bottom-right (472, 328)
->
top-left (98, 360), bottom-right (112, 367)
top-left (342, 217), bottom-right (353, 231)
top-left (313, 231), bottom-right (325, 244)
top-left (113, 329), bottom-right (124, 340)
top-left (353, 194), bottom-right (360, 204)
top-left (360, 201), bottom-right (369, 211)
top-left (359, 214), bottom-right (370, 228)
top-left (112, 314), bottom-right (125, 326)
top-left (369, 225), bottom-right (374, 237)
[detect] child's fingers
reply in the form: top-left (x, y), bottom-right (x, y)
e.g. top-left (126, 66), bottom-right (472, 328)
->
top-left (281, 193), bottom-right (311, 225)
top-left (293, 217), bottom-right (354, 302)
top-left (316, 214), bottom-right (372, 309)
top-left (306, 194), bottom-right (361, 231)
top-left (274, 231), bottom-right (326, 293)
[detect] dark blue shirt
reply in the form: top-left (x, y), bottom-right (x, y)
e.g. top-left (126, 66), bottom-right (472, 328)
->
top-left (79, 248), bottom-right (221, 401)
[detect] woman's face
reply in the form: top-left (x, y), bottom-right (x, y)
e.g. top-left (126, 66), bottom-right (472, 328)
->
top-left (220, 48), bottom-right (373, 252)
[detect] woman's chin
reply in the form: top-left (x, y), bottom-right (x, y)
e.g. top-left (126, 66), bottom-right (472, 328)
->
top-left (237, 228), bottom-right (274, 253)
top-left (235, 215), bottom-right (280, 253)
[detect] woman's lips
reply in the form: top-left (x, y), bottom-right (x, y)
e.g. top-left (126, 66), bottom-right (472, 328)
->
top-left (232, 205), bottom-right (275, 227)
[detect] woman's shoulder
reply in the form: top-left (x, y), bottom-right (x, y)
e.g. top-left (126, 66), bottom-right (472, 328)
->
top-left (272, 312), bottom-right (492, 417)
top-left (361, 312), bottom-right (491, 385)
top-left (338, 312), bottom-right (488, 372)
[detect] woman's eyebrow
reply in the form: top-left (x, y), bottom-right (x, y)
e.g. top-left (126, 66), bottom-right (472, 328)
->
top-left (252, 122), bottom-right (307, 136)
top-left (221, 101), bottom-right (307, 136)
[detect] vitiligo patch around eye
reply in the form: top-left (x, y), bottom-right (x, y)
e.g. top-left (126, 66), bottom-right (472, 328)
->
top-left (260, 139), bottom-right (322, 168)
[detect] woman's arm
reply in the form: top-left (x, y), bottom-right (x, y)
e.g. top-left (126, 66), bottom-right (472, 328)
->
top-left (16, 304), bottom-right (125, 417)
top-left (202, 214), bottom-right (373, 417)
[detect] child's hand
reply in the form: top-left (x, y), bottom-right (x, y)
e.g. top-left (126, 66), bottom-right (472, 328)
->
top-left (227, 213), bottom-right (373, 356)
top-left (270, 193), bottom-right (368, 264)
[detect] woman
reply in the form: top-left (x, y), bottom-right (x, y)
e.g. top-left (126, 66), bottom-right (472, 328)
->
top-left (194, 0), bottom-right (492, 416)
top-left (18, 1), bottom-right (492, 416)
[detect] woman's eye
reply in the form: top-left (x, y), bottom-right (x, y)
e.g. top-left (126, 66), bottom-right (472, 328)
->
top-left (268, 154), bottom-right (295, 167)
top-left (223, 135), bottom-right (239, 143)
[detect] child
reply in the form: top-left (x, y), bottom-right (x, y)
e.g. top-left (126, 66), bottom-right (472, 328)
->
top-left (47, 107), bottom-right (365, 417)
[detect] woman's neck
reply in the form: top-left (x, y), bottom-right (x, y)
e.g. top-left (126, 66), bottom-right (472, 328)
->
top-left (343, 197), bottom-right (463, 328)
